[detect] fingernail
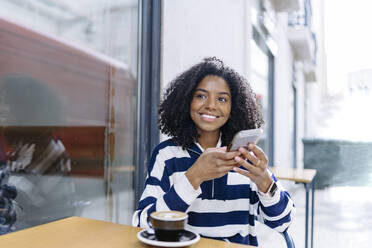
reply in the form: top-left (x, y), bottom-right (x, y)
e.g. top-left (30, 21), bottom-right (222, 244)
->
top-left (234, 156), bottom-right (241, 162)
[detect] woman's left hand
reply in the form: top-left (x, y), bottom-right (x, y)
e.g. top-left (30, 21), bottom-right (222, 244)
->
top-left (233, 143), bottom-right (273, 193)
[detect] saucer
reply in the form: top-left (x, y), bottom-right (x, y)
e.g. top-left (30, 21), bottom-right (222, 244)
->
top-left (137, 229), bottom-right (200, 247)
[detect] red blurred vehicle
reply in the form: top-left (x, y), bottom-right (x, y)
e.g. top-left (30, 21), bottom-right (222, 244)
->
top-left (0, 17), bottom-right (137, 177)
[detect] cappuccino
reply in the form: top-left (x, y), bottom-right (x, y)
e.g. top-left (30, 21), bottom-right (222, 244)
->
top-left (150, 211), bottom-right (188, 241)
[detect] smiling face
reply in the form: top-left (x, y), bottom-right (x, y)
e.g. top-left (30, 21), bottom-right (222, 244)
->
top-left (190, 75), bottom-right (231, 139)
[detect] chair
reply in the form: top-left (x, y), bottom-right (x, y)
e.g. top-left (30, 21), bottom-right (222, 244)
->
top-left (270, 166), bottom-right (316, 248)
top-left (282, 229), bottom-right (295, 248)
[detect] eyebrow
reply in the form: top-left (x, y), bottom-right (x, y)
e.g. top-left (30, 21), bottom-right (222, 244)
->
top-left (195, 88), bottom-right (230, 96)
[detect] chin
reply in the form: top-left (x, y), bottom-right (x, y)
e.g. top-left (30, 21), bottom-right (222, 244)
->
top-left (198, 124), bottom-right (223, 133)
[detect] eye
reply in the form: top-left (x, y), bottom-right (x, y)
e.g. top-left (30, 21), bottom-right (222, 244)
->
top-left (195, 94), bottom-right (206, 99)
top-left (218, 96), bottom-right (228, 102)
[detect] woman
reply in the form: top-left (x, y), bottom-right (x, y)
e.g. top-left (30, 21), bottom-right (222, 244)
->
top-left (132, 57), bottom-right (295, 246)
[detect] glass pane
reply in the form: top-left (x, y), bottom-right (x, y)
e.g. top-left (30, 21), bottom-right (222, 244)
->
top-left (0, 0), bottom-right (138, 233)
top-left (250, 39), bottom-right (270, 156)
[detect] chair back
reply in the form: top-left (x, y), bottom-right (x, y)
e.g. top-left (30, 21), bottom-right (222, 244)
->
top-left (282, 229), bottom-right (295, 248)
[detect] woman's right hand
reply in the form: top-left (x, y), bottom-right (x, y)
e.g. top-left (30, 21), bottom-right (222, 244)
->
top-left (185, 147), bottom-right (241, 189)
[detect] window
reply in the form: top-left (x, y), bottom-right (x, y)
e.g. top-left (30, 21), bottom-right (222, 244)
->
top-left (0, 0), bottom-right (138, 233)
top-left (250, 28), bottom-right (274, 164)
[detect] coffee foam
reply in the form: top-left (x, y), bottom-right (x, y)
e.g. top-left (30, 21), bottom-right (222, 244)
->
top-left (151, 211), bottom-right (187, 221)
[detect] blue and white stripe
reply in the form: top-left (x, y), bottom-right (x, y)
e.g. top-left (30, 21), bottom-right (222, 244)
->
top-left (132, 139), bottom-right (295, 246)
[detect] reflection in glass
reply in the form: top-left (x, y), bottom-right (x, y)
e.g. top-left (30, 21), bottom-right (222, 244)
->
top-left (0, 74), bottom-right (78, 231)
top-left (0, 0), bottom-right (138, 232)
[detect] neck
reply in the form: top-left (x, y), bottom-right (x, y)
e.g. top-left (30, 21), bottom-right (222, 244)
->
top-left (197, 131), bottom-right (220, 150)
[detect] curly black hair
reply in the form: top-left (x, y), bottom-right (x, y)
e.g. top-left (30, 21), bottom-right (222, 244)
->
top-left (158, 57), bottom-right (264, 149)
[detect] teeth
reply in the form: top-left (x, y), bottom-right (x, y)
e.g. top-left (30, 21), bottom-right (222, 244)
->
top-left (201, 114), bottom-right (217, 119)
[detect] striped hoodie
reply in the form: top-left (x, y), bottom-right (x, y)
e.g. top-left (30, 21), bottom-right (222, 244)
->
top-left (132, 139), bottom-right (295, 246)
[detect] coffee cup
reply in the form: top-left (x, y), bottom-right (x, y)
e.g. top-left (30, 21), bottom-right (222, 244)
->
top-left (149, 210), bottom-right (188, 242)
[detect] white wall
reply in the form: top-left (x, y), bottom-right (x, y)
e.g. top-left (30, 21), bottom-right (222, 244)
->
top-left (162, 0), bottom-right (251, 89)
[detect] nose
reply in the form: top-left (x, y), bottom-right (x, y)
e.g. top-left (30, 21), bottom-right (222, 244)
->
top-left (205, 96), bottom-right (217, 110)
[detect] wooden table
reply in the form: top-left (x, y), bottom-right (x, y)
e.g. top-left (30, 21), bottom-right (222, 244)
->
top-left (270, 167), bottom-right (317, 248)
top-left (0, 217), bottom-right (254, 248)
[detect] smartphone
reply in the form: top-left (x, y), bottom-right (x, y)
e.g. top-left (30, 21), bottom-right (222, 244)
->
top-left (227, 128), bottom-right (263, 151)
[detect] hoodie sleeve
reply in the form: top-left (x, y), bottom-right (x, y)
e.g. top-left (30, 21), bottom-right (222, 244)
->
top-left (132, 144), bottom-right (201, 228)
top-left (255, 171), bottom-right (296, 232)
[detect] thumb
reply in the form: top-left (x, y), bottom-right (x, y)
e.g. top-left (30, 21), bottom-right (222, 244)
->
top-left (217, 146), bottom-right (227, 152)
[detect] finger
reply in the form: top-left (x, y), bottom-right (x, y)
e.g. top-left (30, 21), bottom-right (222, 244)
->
top-left (212, 149), bottom-right (240, 160)
top-left (238, 147), bottom-right (259, 165)
top-left (234, 156), bottom-right (260, 174)
top-left (217, 146), bottom-right (227, 152)
top-left (247, 144), bottom-right (268, 166)
top-left (214, 164), bottom-right (238, 177)
top-left (220, 165), bottom-right (238, 174)
top-left (223, 150), bottom-right (241, 160)
top-left (215, 157), bottom-right (240, 167)
top-left (221, 159), bottom-right (240, 167)
top-left (233, 166), bottom-right (252, 179)
top-left (209, 147), bottom-right (227, 153)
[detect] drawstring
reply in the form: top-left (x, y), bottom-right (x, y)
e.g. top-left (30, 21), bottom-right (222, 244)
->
top-left (186, 148), bottom-right (201, 156)
top-left (186, 148), bottom-right (215, 198)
